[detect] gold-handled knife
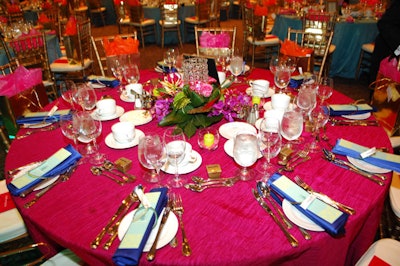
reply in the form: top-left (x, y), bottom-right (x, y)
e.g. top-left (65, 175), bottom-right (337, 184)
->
top-left (252, 189), bottom-right (298, 247)
top-left (147, 207), bottom-right (171, 261)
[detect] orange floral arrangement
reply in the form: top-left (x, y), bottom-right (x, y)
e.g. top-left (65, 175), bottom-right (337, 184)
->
top-left (64, 16), bottom-right (77, 36)
top-left (103, 35), bottom-right (139, 56)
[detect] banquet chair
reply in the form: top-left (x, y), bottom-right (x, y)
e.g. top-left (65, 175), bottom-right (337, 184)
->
top-left (159, 0), bottom-right (183, 49)
top-left (355, 238), bottom-right (400, 265)
top-left (125, 5), bottom-right (156, 48)
top-left (37, 7), bottom-right (60, 33)
top-left (7, 9), bottom-right (24, 24)
top-left (91, 33), bottom-right (138, 76)
top-left (243, 5), bottom-right (280, 68)
top-left (287, 28), bottom-right (334, 81)
top-left (195, 26), bottom-right (236, 59)
top-left (50, 19), bottom-right (94, 83)
top-left (7, 32), bottom-right (58, 99)
top-left (184, 1), bottom-right (211, 42)
top-left (356, 43), bottom-right (375, 80)
top-left (87, 0), bottom-right (107, 27)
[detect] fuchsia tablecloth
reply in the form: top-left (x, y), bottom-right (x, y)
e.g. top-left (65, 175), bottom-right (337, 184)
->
top-left (6, 69), bottom-right (393, 265)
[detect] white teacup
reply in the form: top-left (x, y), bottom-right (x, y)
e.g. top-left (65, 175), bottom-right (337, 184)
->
top-left (125, 83), bottom-right (143, 99)
top-left (249, 79), bottom-right (270, 97)
top-left (218, 71), bottom-right (226, 84)
top-left (111, 121), bottom-right (135, 143)
top-left (96, 98), bottom-right (116, 117)
top-left (271, 93), bottom-right (291, 111)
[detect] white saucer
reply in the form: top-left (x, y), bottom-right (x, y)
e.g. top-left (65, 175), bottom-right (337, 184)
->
top-left (161, 151), bottom-right (202, 174)
top-left (119, 110), bottom-right (153, 126)
top-left (219, 122), bottom-right (257, 139)
top-left (282, 199), bottom-right (324, 232)
top-left (347, 156), bottom-right (391, 174)
top-left (105, 129), bottom-right (144, 149)
top-left (118, 208), bottom-right (179, 252)
top-left (91, 106), bottom-right (124, 121)
top-left (341, 112), bottom-right (371, 120)
top-left (246, 87), bottom-right (275, 98)
top-left (224, 138), bottom-right (263, 159)
top-left (120, 92), bottom-right (136, 103)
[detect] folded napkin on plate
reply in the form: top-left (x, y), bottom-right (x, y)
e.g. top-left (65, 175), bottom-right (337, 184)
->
top-left (332, 138), bottom-right (400, 172)
top-left (7, 145), bottom-right (81, 196)
top-left (86, 75), bottom-right (120, 88)
top-left (329, 103), bottom-right (374, 116)
top-left (267, 173), bottom-right (349, 236)
top-left (113, 187), bottom-right (168, 266)
top-left (16, 109), bottom-right (72, 125)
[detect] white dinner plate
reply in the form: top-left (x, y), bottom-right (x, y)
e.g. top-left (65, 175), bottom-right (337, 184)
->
top-left (91, 106), bottom-right (124, 121)
top-left (105, 129), bottom-right (144, 149)
top-left (21, 122), bottom-right (53, 129)
top-left (161, 151), bottom-right (202, 175)
top-left (347, 156), bottom-right (391, 174)
top-left (33, 175), bottom-right (60, 191)
top-left (118, 208), bottom-right (179, 252)
top-left (223, 138), bottom-right (263, 159)
top-left (341, 112), bottom-right (371, 120)
top-left (119, 110), bottom-right (153, 126)
top-left (219, 122), bottom-right (257, 139)
top-left (282, 199), bottom-right (324, 232)
top-left (245, 87), bottom-right (275, 98)
top-left (89, 82), bottom-right (106, 89)
top-left (120, 93), bottom-right (136, 103)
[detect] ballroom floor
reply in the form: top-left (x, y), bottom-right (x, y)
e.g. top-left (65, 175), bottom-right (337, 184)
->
top-left (0, 19), bottom-right (383, 264)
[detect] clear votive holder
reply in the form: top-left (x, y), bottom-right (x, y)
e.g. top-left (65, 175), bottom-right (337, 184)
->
top-left (197, 127), bottom-right (220, 150)
top-left (182, 57), bottom-right (208, 85)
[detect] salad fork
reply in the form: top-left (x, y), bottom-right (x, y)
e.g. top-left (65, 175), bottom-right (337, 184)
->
top-left (173, 194), bottom-right (191, 256)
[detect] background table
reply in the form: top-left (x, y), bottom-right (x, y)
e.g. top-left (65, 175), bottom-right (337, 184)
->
top-left (271, 15), bottom-right (379, 79)
top-left (6, 68), bottom-right (392, 265)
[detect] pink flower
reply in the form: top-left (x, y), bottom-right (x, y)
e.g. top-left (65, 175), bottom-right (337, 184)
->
top-left (192, 82), bottom-right (213, 97)
top-left (199, 32), bottom-right (231, 48)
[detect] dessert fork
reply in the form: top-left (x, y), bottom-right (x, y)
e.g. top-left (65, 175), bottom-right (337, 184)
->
top-left (173, 194), bottom-right (191, 256)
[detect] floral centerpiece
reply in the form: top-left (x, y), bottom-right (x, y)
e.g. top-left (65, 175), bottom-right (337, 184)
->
top-left (154, 72), bottom-right (251, 138)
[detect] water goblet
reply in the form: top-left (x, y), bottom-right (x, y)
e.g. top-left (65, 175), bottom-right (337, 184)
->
top-left (77, 112), bottom-right (105, 164)
top-left (274, 67), bottom-right (291, 93)
top-left (309, 104), bottom-right (330, 153)
top-left (284, 56), bottom-right (297, 74)
top-left (123, 63), bottom-right (140, 84)
top-left (73, 83), bottom-right (97, 111)
top-left (230, 54), bottom-right (243, 83)
top-left (269, 55), bottom-right (281, 75)
top-left (164, 48), bottom-right (178, 70)
top-left (280, 108), bottom-right (304, 147)
top-left (233, 131), bottom-right (259, 181)
top-left (110, 58), bottom-right (124, 84)
top-left (59, 113), bottom-right (80, 148)
top-left (296, 84), bottom-right (317, 118)
top-left (317, 77), bottom-right (333, 104)
top-left (59, 80), bottom-right (77, 109)
top-left (143, 134), bottom-right (166, 185)
top-left (257, 117), bottom-right (282, 181)
top-left (164, 127), bottom-right (186, 188)
top-left (138, 136), bottom-right (160, 183)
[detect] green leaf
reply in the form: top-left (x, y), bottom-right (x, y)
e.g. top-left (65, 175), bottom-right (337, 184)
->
top-left (183, 121), bottom-right (197, 138)
top-left (158, 109), bottom-right (190, 126)
top-left (173, 91), bottom-right (190, 110)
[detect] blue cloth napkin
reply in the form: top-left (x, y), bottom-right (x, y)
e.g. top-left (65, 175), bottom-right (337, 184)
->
top-left (16, 110), bottom-right (72, 125)
top-left (113, 187), bottom-right (168, 266)
top-left (267, 173), bottom-right (349, 236)
top-left (328, 103), bottom-right (374, 116)
top-left (332, 138), bottom-right (400, 172)
top-left (86, 76), bottom-right (120, 88)
top-left (7, 145), bottom-right (81, 196)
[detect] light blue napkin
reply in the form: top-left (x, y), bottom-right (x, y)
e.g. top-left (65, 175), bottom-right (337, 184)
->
top-left (332, 138), bottom-right (400, 172)
top-left (113, 187), bottom-right (168, 266)
top-left (16, 110), bottom-right (72, 125)
top-left (7, 145), bottom-right (81, 196)
top-left (328, 103), bottom-right (374, 116)
top-left (267, 173), bottom-right (349, 236)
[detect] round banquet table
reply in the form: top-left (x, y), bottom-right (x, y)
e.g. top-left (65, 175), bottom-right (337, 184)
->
top-left (5, 68), bottom-right (393, 265)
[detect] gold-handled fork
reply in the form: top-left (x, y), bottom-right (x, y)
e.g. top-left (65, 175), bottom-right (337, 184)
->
top-left (173, 194), bottom-right (191, 256)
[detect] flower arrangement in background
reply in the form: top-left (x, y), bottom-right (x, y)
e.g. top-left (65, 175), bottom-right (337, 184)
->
top-left (154, 73), bottom-right (251, 137)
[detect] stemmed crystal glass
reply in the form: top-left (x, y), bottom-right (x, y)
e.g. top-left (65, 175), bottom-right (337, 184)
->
top-left (77, 112), bottom-right (105, 164)
top-left (59, 113), bottom-right (80, 148)
top-left (60, 80), bottom-right (77, 109)
top-left (317, 77), bottom-right (333, 104)
top-left (230, 48), bottom-right (243, 83)
top-left (110, 58), bottom-right (124, 85)
top-left (164, 127), bottom-right (186, 188)
top-left (257, 117), bottom-right (282, 181)
top-left (296, 84), bottom-right (317, 119)
top-left (274, 67), bottom-right (291, 93)
top-left (217, 48), bottom-right (231, 72)
top-left (280, 108), bottom-right (304, 147)
top-left (138, 136), bottom-right (160, 183)
top-left (309, 104), bottom-right (330, 153)
top-left (164, 48), bottom-right (178, 70)
top-left (269, 55), bottom-right (281, 75)
top-left (284, 56), bottom-right (297, 74)
top-left (143, 134), bottom-right (166, 184)
top-left (123, 63), bottom-right (140, 84)
top-left (73, 83), bottom-right (97, 111)
top-left (233, 131), bottom-right (259, 181)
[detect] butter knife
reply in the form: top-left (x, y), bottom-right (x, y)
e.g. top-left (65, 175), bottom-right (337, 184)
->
top-left (147, 207), bottom-right (171, 261)
top-left (252, 189), bottom-right (298, 247)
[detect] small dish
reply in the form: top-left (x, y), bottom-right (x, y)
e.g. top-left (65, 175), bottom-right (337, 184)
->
top-left (105, 129), bottom-right (144, 149)
top-left (91, 106), bottom-right (124, 121)
top-left (120, 93), bottom-right (136, 103)
top-left (218, 122), bottom-right (257, 139)
top-left (119, 110), bottom-right (153, 126)
top-left (161, 151), bottom-right (202, 175)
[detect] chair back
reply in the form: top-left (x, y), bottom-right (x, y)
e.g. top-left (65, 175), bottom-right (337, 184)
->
top-left (76, 20), bottom-right (93, 70)
top-left (160, 1), bottom-right (179, 25)
top-left (303, 12), bottom-right (336, 35)
top-left (7, 9), bottom-right (24, 24)
top-left (195, 26), bottom-right (236, 58)
top-left (243, 6), bottom-right (265, 41)
top-left (129, 5), bottom-right (145, 23)
top-left (209, 0), bottom-right (221, 26)
top-left (91, 33), bottom-right (138, 76)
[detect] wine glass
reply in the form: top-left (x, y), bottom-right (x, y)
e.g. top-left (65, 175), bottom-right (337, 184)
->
top-left (59, 80), bottom-right (77, 108)
top-left (73, 83), bottom-right (97, 111)
top-left (217, 48), bottom-right (231, 72)
top-left (284, 56), bottom-right (297, 74)
top-left (280, 108), bottom-right (304, 147)
top-left (110, 58), bottom-right (124, 84)
top-left (230, 51), bottom-right (243, 83)
top-left (164, 127), bottom-right (186, 188)
top-left (309, 104), bottom-right (330, 153)
top-left (138, 135), bottom-right (160, 183)
top-left (77, 112), bottom-right (105, 164)
top-left (233, 131), bottom-right (259, 181)
top-left (317, 77), bottom-right (333, 104)
top-left (59, 113), bottom-right (80, 148)
top-left (123, 63), bottom-right (140, 84)
top-left (164, 48), bottom-right (178, 70)
top-left (269, 55), bottom-right (281, 75)
top-left (274, 67), bottom-right (291, 93)
top-left (257, 117), bottom-right (282, 181)
top-left (296, 84), bottom-right (317, 118)
top-left (143, 134), bottom-right (166, 184)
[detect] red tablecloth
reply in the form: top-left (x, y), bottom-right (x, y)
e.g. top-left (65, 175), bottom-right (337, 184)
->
top-left (5, 69), bottom-right (392, 265)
